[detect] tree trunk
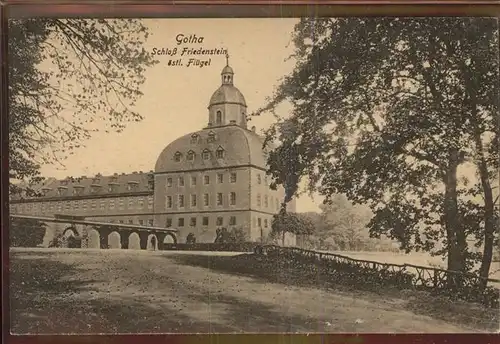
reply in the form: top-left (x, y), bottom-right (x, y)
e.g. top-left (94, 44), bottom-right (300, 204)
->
top-left (282, 231), bottom-right (286, 246)
top-left (443, 148), bottom-right (467, 278)
top-left (475, 134), bottom-right (496, 288)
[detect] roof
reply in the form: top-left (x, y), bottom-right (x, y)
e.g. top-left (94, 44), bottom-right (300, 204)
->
top-left (221, 65), bottom-right (234, 74)
top-left (155, 125), bottom-right (270, 173)
top-left (209, 84), bottom-right (247, 107)
top-left (10, 172), bottom-right (153, 201)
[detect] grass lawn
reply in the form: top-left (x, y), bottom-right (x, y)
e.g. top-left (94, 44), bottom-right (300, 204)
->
top-left (9, 248), bottom-right (499, 334)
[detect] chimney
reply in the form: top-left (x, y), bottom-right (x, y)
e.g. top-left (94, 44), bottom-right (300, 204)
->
top-left (251, 126), bottom-right (256, 132)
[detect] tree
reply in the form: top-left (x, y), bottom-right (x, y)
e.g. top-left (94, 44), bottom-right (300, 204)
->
top-left (271, 210), bottom-right (315, 246)
top-left (318, 195), bottom-right (373, 250)
top-left (10, 218), bottom-right (47, 247)
top-left (9, 19), bottom-right (157, 196)
top-left (256, 18), bottom-right (499, 283)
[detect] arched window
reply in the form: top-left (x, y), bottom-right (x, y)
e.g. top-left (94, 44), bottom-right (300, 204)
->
top-left (202, 149), bottom-right (211, 160)
top-left (174, 152), bottom-right (182, 162)
top-left (190, 134), bottom-right (199, 144)
top-left (216, 110), bottom-right (222, 124)
top-left (187, 150), bottom-right (195, 161)
top-left (216, 146), bottom-right (225, 159)
top-left (207, 131), bottom-right (216, 143)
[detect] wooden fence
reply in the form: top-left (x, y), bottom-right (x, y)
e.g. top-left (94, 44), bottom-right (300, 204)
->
top-left (255, 245), bottom-right (500, 308)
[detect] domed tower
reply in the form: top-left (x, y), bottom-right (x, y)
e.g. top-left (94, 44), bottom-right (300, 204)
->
top-left (207, 54), bottom-right (248, 128)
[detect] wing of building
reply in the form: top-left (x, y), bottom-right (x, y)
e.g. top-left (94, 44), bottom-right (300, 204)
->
top-left (10, 59), bottom-right (296, 246)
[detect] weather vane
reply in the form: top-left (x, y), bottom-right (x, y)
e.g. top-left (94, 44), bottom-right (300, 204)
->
top-left (225, 52), bottom-right (229, 66)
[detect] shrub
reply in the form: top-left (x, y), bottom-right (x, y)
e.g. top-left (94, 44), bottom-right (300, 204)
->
top-left (186, 233), bottom-right (196, 244)
top-left (163, 242), bottom-right (258, 252)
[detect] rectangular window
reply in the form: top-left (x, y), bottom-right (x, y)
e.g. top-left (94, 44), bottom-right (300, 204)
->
top-left (138, 198), bottom-right (144, 208)
top-left (167, 178), bottom-right (173, 187)
top-left (139, 219), bottom-right (144, 225)
top-left (119, 199), bottom-right (124, 210)
top-left (191, 176), bottom-right (197, 186)
top-left (74, 201), bottom-right (79, 210)
top-left (264, 219), bottom-right (268, 228)
top-left (109, 200), bottom-right (115, 209)
top-left (100, 200), bottom-right (106, 209)
top-left (230, 192), bottom-right (236, 205)
top-left (82, 201), bottom-right (87, 210)
top-left (191, 194), bottom-right (197, 207)
top-left (119, 220), bottom-right (124, 224)
top-left (202, 217), bottom-right (209, 226)
top-left (257, 174), bottom-right (262, 184)
top-left (166, 196), bottom-right (172, 208)
top-left (258, 218), bottom-right (262, 228)
top-left (148, 219), bottom-right (154, 226)
top-left (230, 172), bottom-right (237, 183)
top-left (217, 193), bottom-right (223, 206)
top-left (257, 194), bottom-right (261, 207)
top-left (216, 217), bottom-right (223, 226)
top-left (128, 219), bottom-right (133, 224)
top-left (203, 193), bottom-right (209, 206)
top-left (264, 195), bottom-right (268, 208)
top-left (166, 218), bottom-right (172, 227)
top-left (148, 196), bottom-right (153, 209)
top-left (204, 175), bottom-right (210, 185)
top-left (217, 173), bottom-right (223, 184)
top-left (178, 218), bottom-right (185, 227)
top-left (178, 177), bottom-right (185, 187)
top-left (178, 195), bottom-right (184, 208)
top-left (128, 199), bottom-right (133, 208)
top-left (91, 200), bottom-right (97, 209)
top-left (190, 217), bottom-right (196, 226)
top-left (229, 216), bottom-right (236, 226)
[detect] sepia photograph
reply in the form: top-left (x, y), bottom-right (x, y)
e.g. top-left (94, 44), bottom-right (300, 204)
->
top-left (7, 16), bottom-right (500, 334)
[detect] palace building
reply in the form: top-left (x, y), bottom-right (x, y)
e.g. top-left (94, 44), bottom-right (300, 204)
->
top-left (10, 58), bottom-right (296, 246)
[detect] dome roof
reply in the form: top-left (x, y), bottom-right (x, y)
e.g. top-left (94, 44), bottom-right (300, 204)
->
top-left (221, 65), bottom-right (234, 74)
top-left (155, 126), bottom-right (268, 173)
top-left (209, 84), bottom-right (247, 107)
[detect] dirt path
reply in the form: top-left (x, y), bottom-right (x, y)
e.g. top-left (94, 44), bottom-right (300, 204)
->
top-left (9, 249), bottom-right (486, 334)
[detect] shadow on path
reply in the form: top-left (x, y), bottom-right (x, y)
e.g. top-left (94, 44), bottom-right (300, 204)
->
top-left (164, 253), bottom-right (498, 332)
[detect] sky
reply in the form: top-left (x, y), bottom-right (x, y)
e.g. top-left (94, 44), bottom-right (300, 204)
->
top-left (37, 18), bottom-right (325, 213)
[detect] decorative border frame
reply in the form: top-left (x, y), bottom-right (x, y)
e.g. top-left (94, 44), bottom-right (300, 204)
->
top-left (2, 1), bottom-right (499, 344)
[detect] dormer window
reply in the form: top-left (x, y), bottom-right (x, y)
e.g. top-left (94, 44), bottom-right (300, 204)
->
top-left (41, 187), bottom-right (51, 196)
top-left (73, 185), bottom-right (84, 196)
top-left (191, 134), bottom-right (199, 144)
top-left (202, 149), bottom-right (211, 160)
top-left (174, 152), bottom-right (182, 162)
top-left (57, 186), bottom-right (68, 196)
top-left (216, 146), bottom-right (225, 159)
top-left (127, 181), bottom-right (139, 191)
top-left (187, 150), bottom-right (195, 161)
top-left (216, 110), bottom-right (222, 125)
top-left (207, 131), bottom-right (216, 143)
